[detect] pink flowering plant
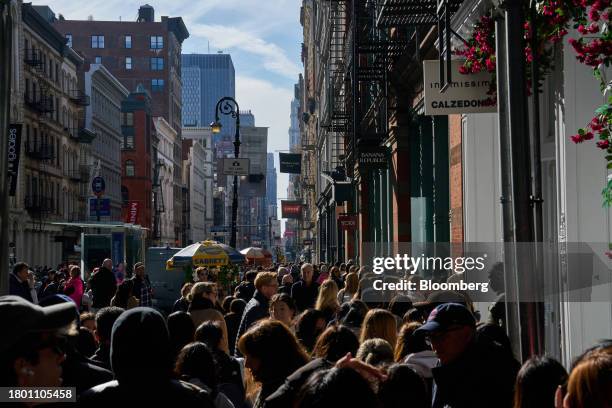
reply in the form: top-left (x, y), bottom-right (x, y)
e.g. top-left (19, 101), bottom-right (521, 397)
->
top-left (457, 1), bottom-right (612, 205)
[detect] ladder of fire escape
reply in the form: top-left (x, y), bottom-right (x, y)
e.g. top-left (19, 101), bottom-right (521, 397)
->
top-left (328, 0), bottom-right (348, 172)
top-left (26, 49), bottom-right (55, 231)
top-left (152, 160), bottom-right (165, 241)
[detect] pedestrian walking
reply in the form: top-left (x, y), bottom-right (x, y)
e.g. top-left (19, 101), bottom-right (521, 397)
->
top-left (234, 272), bottom-right (278, 356)
top-left (225, 298), bottom-right (247, 356)
top-left (269, 293), bottom-right (297, 328)
top-left (9, 262), bottom-right (37, 303)
top-left (513, 356), bottom-right (568, 408)
top-left (130, 262), bottom-right (153, 307)
top-left (291, 264), bottom-right (319, 312)
top-left (315, 279), bottom-right (340, 323)
top-left (63, 266), bottom-right (84, 310)
top-left (173, 282), bottom-right (194, 313)
top-left (89, 259), bottom-right (117, 310)
top-left (90, 306), bottom-right (125, 371)
top-left (188, 282), bottom-right (229, 354)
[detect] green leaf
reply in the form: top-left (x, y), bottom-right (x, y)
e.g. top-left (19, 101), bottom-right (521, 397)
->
top-left (607, 162), bottom-right (612, 169)
top-left (596, 105), bottom-right (610, 115)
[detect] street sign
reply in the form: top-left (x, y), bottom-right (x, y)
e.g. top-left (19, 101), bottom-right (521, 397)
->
top-left (89, 198), bottom-right (111, 217)
top-left (222, 158), bottom-right (250, 176)
top-left (91, 176), bottom-right (105, 196)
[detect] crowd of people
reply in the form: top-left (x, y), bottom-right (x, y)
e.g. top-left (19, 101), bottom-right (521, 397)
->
top-left (2, 258), bottom-right (611, 407)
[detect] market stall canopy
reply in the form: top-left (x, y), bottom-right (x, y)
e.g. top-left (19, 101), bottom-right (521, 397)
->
top-left (240, 247), bottom-right (273, 266)
top-left (166, 240), bottom-right (245, 270)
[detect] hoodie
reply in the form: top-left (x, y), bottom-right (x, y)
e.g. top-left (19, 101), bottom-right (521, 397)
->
top-left (79, 308), bottom-right (215, 407)
top-left (403, 350), bottom-right (439, 378)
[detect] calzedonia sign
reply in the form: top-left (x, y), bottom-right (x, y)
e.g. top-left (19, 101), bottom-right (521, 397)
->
top-left (423, 60), bottom-right (497, 115)
top-left (7, 124), bottom-right (22, 197)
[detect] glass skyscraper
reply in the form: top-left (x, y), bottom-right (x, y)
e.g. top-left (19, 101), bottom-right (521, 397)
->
top-left (181, 53), bottom-right (235, 141)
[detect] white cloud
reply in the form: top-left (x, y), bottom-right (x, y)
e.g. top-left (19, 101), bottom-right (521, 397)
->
top-left (187, 24), bottom-right (300, 79)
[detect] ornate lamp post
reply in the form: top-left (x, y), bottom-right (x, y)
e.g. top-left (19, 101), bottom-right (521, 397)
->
top-left (210, 97), bottom-right (240, 248)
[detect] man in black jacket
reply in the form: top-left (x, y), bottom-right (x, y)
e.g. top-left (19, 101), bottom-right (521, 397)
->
top-left (415, 303), bottom-right (520, 408)
top-left (79, 307), bottom-right (215, 407)
top-left (290, 263), bottom-right (319, 312)
top-left (9, 262), bottom-right (35, 302)
top-left (89, 259), bottom-right (116, 310)
top-left (90, 306), bottom-right (124, 370)
top-left (234, 272), bottom-right (278, 357)
top-left (234, 270), bottom-right (257, 301)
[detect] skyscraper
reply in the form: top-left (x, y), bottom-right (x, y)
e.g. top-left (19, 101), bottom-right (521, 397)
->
top-left (266, 153), bottom-right (277, 219)
top-left (181, 53), bottom-right (235, 140)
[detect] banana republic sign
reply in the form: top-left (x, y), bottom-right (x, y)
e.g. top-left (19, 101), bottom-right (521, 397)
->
top-left (423, 60), bottom-right (497, 115)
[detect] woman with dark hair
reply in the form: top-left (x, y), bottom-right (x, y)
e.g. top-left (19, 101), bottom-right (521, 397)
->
top-left (265, 325), bottom-right (360, 408)
top-left (294, 309), bottom-right (327, 353)
top-left (378, 364), bottom-right (428, 408)
top-left (195, 322), bottom-right (245, 408)
top-left (312, 324), bottom-right (360, 363)
top-left (513, 356), bottom-right (567, 408)
top-left (269, 293), bottom-right (297, 328)
top-left (225, 298), bottom-right (247, 356)
top-left (394, 322), bottom-right (429, 362)
top-left (167, 311), bottom-right (195, 360)
top-left (110, 279), bottom-right (138, 310)
top-left (175, 342), bottom-right (235, 408)
top-left (237, 319), bottom-right (309, 408)
top-left (173, 282), bottom-right (194, 313)
top-left (340, 299), bottom-right (368, 337)
top-left (295, 367), bottom-right (379, 408)
top-left (388, 294), bottom-right (413, 327)
top-left (221, 296), bottom-right (234, 315)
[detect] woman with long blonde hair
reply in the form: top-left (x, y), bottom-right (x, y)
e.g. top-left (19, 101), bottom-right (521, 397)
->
top-left (359, 308), bottom-right (398, 349)
top-left (315, 279), bottom-right (340, 323)
top-left (337, 272), bottom-right (358, 304)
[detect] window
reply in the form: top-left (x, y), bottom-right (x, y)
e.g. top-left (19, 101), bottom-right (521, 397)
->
top-left (150, 35), bottom-right (163, 49)
top-left (122, 112), bottom-right (134, 126)
top-left (125, 57), bottom-right (132, 70)
top-left (125, 35), bottom-right (132, 49)
top-left (95, 56), bottom-right (102, 64)
top-left (151, 79), bottom-right (164, 92)
top-left (91, 35), bottom-right (105, 48)
top-left (124, 134), bottom-right (134, 149)
top-left (65, 34), bottom-right (72, 48)
top-left (125, 160), bottom-right (135, 177)
top-left (150, 57), bottom-right (164, 71)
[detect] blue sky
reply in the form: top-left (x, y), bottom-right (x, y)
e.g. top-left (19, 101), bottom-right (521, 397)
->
top-left (43, 0), bottom-right (302, 222)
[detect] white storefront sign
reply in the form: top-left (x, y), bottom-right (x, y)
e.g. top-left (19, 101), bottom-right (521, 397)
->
top-left (423, 60), bottom-right (497, 115)
top-left (222, 158), bottom-right (250, 176)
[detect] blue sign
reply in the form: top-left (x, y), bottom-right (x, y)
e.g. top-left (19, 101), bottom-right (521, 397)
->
top-left (89, 198), bottom-right (111, 217)
top-left (112, 232), bottom-right (124, 265)
top-left (92, 176), bottom-right (105, 196)
top-left (211, 225), bottom-right (229, 232)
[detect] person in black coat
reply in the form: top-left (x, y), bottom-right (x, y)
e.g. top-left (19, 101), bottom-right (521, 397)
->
top-left (9, 262), bottom-right (35, 302)
top-left (89, 259), bottom-right (117, 309)
top-left (234, 272), bottom-right (278, 357)
top-left (415, 303), bottom-right (520, 408)
top-left (290, 263), bottom-right (319, 312)
top-left (234, 270), bottom-right (257, 301)
top-left (79, 307), bottom-right (215, 407)
top-left (224, 298), bottom-right (247, 356)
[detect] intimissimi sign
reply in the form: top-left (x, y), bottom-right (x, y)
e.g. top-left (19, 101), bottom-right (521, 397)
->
top-left (423, 60), bottom-right (497, 115)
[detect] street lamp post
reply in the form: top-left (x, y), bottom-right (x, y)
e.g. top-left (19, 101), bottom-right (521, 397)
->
top-left (211, 97), bottom-right (240, 248)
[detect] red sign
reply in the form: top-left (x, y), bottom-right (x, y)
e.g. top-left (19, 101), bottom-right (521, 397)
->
top-left (284, 230), bottom-right (296, 237)
top-left (126, 201), bottom-right (139, 224)
top-left (281, 200), bottom-right (303, 219)
top-left (338, 214), bottom-right (357, 230)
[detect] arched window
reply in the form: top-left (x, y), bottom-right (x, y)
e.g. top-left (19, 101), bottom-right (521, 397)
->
top-left (125, 160), bottom-right (135, 177)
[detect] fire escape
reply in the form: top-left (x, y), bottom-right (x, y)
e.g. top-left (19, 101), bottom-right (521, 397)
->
top-left (152, 159), bottom-right (165, 243)
top-left (23, 47), bottom-right (56, 231)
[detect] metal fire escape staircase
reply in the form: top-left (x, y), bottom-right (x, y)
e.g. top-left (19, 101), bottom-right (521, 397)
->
top-left (23, 48), bottom-right (56, 231)
top-left (152, 159), bottom-right (165, 242)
